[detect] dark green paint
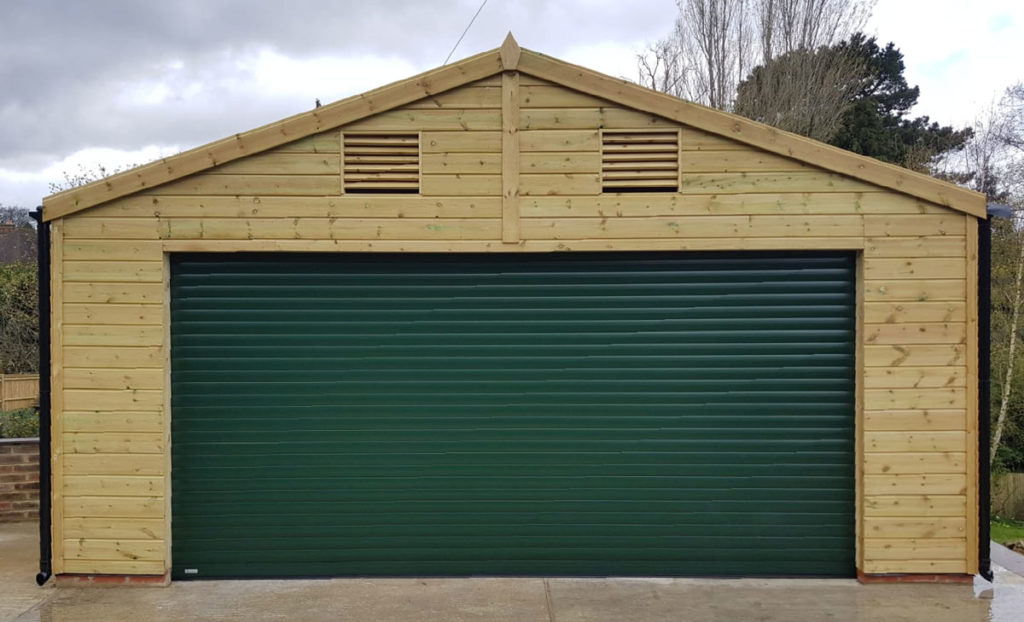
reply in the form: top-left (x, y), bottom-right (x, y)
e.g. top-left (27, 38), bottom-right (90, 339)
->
top-left (170, 252), bottom-right (855, 579)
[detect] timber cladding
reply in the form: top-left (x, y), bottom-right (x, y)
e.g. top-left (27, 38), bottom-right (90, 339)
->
top-left (42, 38), bottom-right (982, 580)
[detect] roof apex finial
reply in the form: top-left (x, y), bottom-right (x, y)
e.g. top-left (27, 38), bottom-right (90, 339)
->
top-left (500, 32), bottom-right (521, 70)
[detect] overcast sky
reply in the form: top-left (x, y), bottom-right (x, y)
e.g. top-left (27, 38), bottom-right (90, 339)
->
top-left (0, 0), bottom-right (1021, 208)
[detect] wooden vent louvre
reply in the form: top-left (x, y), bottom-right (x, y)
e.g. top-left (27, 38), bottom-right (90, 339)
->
top-left (343, 133), bottom-right (419, 193)
top-left (602, 130), bottom-right (679, 192)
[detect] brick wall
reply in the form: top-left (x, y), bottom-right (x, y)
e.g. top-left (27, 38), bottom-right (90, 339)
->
top-left (0, 439), bottom-right (40, 522)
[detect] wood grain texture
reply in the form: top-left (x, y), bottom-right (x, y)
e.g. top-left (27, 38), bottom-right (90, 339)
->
top-left (502, 71), bottom-right (521, 242)
top-left (46, 63), bottom-right (980, 576)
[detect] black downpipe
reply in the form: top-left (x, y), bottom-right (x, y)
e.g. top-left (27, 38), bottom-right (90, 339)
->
top-left (978, 215), bottom-right (992, 582)
top-left (29, 207), bottom-right (52, 586)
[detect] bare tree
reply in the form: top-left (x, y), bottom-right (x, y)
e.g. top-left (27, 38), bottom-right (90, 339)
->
top-left (760, 0), bottom-right (873, 62)
top-left (637, 38), bottom-right (689, 98)
top-left (638, 0), bottom-right (873, 112)
top-left (733, 44), bottom-right (865, 141)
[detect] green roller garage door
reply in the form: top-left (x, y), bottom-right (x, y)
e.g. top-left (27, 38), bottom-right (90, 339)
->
top-left (170, 252), bottom-right (855, 579)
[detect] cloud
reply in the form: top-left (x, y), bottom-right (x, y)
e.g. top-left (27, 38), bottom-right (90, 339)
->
top-left (868, 0), bottom-right (1024, 126)
top-left (0, 0), bottom-right (673, 183)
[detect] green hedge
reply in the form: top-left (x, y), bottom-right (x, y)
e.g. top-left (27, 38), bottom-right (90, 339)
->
top-left (0, 407), bottom-right (39, 439)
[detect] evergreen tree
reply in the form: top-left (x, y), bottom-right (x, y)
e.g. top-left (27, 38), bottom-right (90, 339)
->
top-left (829, 34), bottom-right (973, 171)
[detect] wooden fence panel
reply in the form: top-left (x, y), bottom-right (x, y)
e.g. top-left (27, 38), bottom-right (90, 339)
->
top-left (0, 374), bottom-right (40, 410)
top-left (994, 473), bottom-right (1024, 521)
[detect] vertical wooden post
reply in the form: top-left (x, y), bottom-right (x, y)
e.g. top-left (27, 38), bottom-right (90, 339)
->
top-left (49, 220), bottom-right (64, 574)
top-left (855, 251), bottom-right (865, 573)
top-left (162, 253), bottom-right (173, 573)
top-left (501, 70), bottom-right (520, 244)
top-left (965, 214), bottom-right (980, 574)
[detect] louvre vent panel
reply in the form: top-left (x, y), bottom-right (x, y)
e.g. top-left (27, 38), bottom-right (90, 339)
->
top-left (171, 252), bottom-right (855, 579)
top-left (343, 133), bottom-right (419, 193)
top-left (602, 131), bottom-right (679, 191)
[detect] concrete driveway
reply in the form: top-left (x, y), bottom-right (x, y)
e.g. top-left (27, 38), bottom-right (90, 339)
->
top-left (3, 521), bottom-right (1024, 622)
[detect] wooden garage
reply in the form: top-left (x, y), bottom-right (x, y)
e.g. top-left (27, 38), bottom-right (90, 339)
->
top-left (38, 35), bottom-right (986, 582)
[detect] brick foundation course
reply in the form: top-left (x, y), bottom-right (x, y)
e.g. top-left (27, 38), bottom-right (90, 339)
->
top-left (0, 438), bottom-right (40, 522)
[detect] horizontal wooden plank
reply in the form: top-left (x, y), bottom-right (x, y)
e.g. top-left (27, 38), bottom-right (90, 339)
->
top-left (213, 152), bottom-right (339, 175)
top-left (63, 517), bottom-right (166, 540)
top-left (63, 303), bottom-right (162, 326)
top-left (866, 236), bottom-right (966, 257)
top-left (866, 431), bottom-right (966, 453)
top-left (146, 174), bottom-right (339, 196)
top-left (63, 389), bottom-right (163, 412)
top-left (343, 108), bottom-right (500, 131)
top-left (64, 368), bottom-right (164, 391)
top-left (864, 344), bottom-right (965, 367)
top-left (519, 215), bottom-right (862, 240)
top-left (863, 517), bottom-right (966, 538)
top-left (64, 453), bottom-right (164, 476)
top-left (864, 215), bottom-right (966, 237)
top-left (520, 130), bottom-right (599, 152)
top-left (863, 538), bottom-right (966, 560)
top-left (421, 152), bottom-right (501, 175)
top-left (521, 152), bottom-right (600, 174)
top-left (158, 237), bottom-right (866, 254)
top-left (679, 128), bottom-right (747, 151)
top-left (864, 388), bottom-right (965, 410)
top-left (421, 131), bottom-right (501, 153)
top-left (63, 325), bottom-right (163, 347)
top-left (271, 132), bottom-right (340, 153)
top-left (863, 366), bottom-right (965, 389)
top-left (864, 475), bottom-right (966, 493)
top-left (864, 258), bottom-right (967, 280)
top-left (864, 409), bottom-right (966, 432)
top-left (404, 85), bottom-right (501, 109)
top-left (64, 346), bottom-right (163, 369)
top-left (864, 322), bottom-right (966, 345)
top-left (520, 85), bottom-right (609, 108)
top-left (64, 476), bottom-right (165, 497)
top-left (162, 217), bottom-right (502, 241)
top-left (63, 411), bottom-right (163, 433)
top-left (862, 559), bottom-right (967, 574)
top-left (864, 494), bottom-right (965, 517)
top-left (521, 107), bottom-right (671, 130)
top-left (63, 261), bottom-right (163, 283)
top-left (63, 218), bottom-right (159, 240)
top-left (62, 240), bottom-right (161, 260)
top-left (91, 195), bottom-right (501, 219)
top-left (62, 559), bottom-right (167, 575)
top-left (863, 302), bottom-right (966, 324)
top-left (519, 174), bottom-right (600, 197)
top-left (63, 282), bottom-right (164, 304)
top-left (63, 432), bottom-right (164, 454)
top-left (519, 192), bottom-right (948, 218)
top-left (420, 175), bottom-right (502, 197)
top-left (863, 279), bottom-right (964, 302)
top-left (863, 452), bottom-right (966, 475)
top-left (679, 172), bottom-right (877, 194)
top-left (64, 538), bottom-right (165, 561)
top-left (64, 496), bottom-right (164, 518)
top-left (678, 150), bottom-right (808, 173)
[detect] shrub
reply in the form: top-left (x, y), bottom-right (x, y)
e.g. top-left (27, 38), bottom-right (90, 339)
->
top-left (0, 261), bottom-right (38, 374)
top-left (0, 407), bottom-right (39, 439)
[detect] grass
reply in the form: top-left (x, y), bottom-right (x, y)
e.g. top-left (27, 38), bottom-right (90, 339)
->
top-left (992, 517), bottom-right (1024, 545)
